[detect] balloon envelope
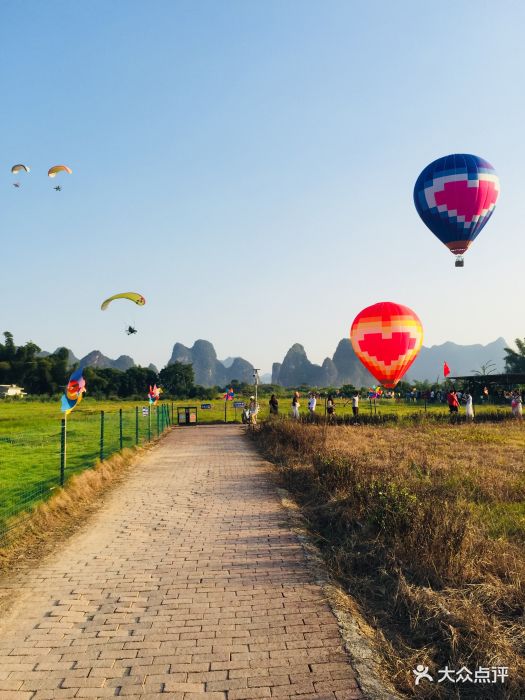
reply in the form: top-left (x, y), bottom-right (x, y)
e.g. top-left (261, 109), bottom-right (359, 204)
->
top-left (350, 301), bottom-right (423, 388)
top-left (101, 292), bottom-right (146, 311)
top-left (48, 165), bottom-right (72, 177)
top-left (414, 154), bottom-right (499, 256)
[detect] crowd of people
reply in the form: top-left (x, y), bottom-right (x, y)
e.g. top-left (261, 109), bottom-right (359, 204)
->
top-left (259, 390), bottom-right (362, 423)
top-left (245, 386), bottom-right (524, 423)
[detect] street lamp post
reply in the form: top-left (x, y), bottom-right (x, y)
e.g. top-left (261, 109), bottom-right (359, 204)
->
top-left (253, 368), bottom-right (260, 409)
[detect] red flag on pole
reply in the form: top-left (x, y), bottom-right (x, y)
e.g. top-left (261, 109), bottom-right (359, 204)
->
top-left (443, 361), bottom-right (451, 378)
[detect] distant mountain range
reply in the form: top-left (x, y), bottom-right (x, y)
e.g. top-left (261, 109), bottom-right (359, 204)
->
top-left (39, 337), bottom-right (509, 387)
top-left (169, 340), bottom-right (254, 386)
top-left (408, 337), bottom-right (507, 381)
top-left (271, 337), bottom-right (508, 386)
top-left (38, 348), bottom-right (158, 374)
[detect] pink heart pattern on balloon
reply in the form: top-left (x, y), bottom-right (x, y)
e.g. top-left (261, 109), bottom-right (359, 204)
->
top-left (424, 174), bottom-right (499, 229)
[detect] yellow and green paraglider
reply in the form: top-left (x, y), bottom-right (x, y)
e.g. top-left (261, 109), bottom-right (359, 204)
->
top-left (101, 292), bottom-right (146, 311)
top-left (101, 292), bottom-right (146, 335)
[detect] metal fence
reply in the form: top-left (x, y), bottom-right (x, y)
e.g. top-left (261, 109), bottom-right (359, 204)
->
top-left (0, 403), bottom-right (172, 542)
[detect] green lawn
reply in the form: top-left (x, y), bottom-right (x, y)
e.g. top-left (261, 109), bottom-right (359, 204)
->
top-left (0, 399), bottom-right (168, 530)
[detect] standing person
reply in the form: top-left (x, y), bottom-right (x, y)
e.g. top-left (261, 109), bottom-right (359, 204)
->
top-left (464, 391), bottom-right (474, 421)
top-left (326, 394), bottom-right (335, 423)
top-left (248, 396), bottom-right (259, 425)
top-left (269, 394), bottom-right (279, 417)
top-left (511, 390), bottom-right (523, 420)
top-left (352, 391), bottom-right (359, 420)
top-left (308, 392), bottom-right (317, 419)
top-left (291, 391), bottom-right (300, 420)
top-left (447, 388), bottom-right (459, 415)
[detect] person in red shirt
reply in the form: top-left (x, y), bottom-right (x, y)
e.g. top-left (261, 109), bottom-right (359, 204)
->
top-left (447, 388), bottom-right (459, 414)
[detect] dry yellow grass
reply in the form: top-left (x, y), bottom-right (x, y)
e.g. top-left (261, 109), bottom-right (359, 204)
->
top-left (253, 420), bottom-right (525, 699)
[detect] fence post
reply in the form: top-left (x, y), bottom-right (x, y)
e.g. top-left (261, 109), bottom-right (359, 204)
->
top-left (119, 408), bottom-right (123, 450)
top-left (100, 410), bottom-right (105, 461)
top-left (171, 401), bottom-right (174, 425)
top-left (224, 401), bottom-right (227, 423)
top-left (60, 418), bottom-right (66, 486)
top-left (148, 408), bottom-right (151, 441)
top-left (135, 406), bottom-right (139, 445)
top-left (156, 406), bottom-right (160, 436)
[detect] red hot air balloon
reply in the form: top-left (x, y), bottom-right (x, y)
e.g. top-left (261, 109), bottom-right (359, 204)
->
top-left (350, 302), bottom-right (423, 388)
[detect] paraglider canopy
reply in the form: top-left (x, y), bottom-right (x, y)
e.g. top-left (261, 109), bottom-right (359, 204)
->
top-left (101, 292), bottom-right (146, 311)
top-left (48, 165), bottom-right (72, 177)
top-left (11, 164), bottom-right (30, 174)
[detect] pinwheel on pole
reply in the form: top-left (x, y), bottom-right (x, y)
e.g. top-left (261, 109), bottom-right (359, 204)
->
top-left (59, 367), bottom-right (86, 485)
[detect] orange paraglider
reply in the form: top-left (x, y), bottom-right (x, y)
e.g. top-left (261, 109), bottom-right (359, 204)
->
top-left (350, 301), bottom-right (423, 388)
top-left (48, 165), bottom-right (72, 178)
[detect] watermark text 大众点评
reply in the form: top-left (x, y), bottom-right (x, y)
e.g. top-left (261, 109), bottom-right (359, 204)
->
top-left (413, 665), bottom-right (508, 685)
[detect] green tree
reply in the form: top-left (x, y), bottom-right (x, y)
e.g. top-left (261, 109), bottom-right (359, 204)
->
top-left (116, 366), bottom-right (157, 397)
top-left (504, 339), bottom-right (525, 373)
top-left (159, 362), bottom-right (195, 397)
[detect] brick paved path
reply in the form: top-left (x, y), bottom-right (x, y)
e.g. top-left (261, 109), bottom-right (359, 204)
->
top-left (0, 426), bottom-right (362, 700)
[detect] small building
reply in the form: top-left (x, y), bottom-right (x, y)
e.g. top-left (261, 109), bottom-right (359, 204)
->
top-left (0, 384), bottom-right (27, 398)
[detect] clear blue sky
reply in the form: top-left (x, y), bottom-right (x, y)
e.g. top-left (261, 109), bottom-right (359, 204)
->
top-left (2, 0), bottom-right (524, 373)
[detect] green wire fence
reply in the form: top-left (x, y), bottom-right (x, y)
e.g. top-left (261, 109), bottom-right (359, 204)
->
top-left (0, 403), bottom-right (172, 543)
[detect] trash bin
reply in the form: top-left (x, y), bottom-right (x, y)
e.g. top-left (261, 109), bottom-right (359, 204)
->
top-left (177, 406), bottom-right (198, 425)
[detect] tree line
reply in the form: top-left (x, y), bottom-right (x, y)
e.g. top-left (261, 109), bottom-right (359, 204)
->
top-left (0, 332), bottom-right (215, 399)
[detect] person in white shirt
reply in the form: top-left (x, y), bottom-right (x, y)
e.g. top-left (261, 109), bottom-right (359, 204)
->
top-left (291, 392), bottom-right (300, 419)
top-left (464, 392), bottom-right (474, 421)
top-left (352, 392), bottom-right (359, 418)
top-left (308, 393), bottom-right (317, 417)
top-left (511, 391), bottom-right (523, 420)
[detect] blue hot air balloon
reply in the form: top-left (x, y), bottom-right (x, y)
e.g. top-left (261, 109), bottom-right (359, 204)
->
top-left (414, 154), bottom-right (500, 267)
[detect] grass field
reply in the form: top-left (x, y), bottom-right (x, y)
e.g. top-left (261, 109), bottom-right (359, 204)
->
top-left (0, 399), bottom-right (170, 531)
top-left (0, 394), bottom-right (518, 536)
top-left (253, 420), bottom-right (525, 698)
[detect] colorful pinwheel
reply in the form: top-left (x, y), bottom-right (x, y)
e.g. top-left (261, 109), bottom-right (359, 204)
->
top-left (148, 384), bottom-right (162, 405)
top-left (60, 367), bottom-right (86, 415)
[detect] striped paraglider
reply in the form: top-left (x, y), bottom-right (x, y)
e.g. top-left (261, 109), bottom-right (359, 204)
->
top-left (350, 302), bottom-right (423, 388)
top-left (414, 154), bottom-right (500, 267)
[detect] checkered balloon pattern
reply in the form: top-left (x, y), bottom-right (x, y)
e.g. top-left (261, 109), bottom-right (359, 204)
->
top-left (350, 302), bottom-right (424, 388)
top-left (414, 154), bottom-right (499, 255)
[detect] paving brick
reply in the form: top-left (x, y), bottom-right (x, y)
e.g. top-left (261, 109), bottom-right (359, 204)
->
top-left (228, 688), bottom-right (272, 699)
top-left (0, 427), bottom-right (361, 699)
